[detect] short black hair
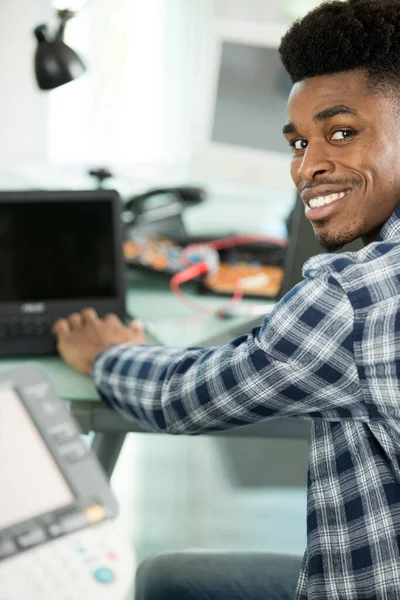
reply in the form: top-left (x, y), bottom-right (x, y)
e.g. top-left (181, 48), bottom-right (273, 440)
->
top-left (279, 0), bottom-right (400, 91)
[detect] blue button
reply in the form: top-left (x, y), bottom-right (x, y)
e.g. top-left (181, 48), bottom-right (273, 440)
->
top-left (93, 567), bottom-right (115, 584)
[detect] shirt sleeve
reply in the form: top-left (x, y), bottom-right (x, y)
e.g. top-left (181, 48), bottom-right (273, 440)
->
top-left (92, 273), bottom-right (367, 434)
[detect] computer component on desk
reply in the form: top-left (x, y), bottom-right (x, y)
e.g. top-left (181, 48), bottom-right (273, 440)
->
top-left (198, 239), bottom-right (287, 300)
top-left (125, 231), bottom-right (282, 266)
top-left (0, 363), bottom-right (134, 599)
top-left (0, 189), bottom-right (126, 357)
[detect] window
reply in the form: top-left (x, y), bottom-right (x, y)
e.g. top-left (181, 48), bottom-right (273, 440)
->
top-left (48, 0), bottom-right (209, 169)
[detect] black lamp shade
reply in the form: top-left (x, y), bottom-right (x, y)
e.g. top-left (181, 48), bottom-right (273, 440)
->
top-left (34, 24), bottom-right (86, 90)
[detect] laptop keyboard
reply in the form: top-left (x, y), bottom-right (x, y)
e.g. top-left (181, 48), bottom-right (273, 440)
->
top-left (0, 317), bottom-right (56, 339)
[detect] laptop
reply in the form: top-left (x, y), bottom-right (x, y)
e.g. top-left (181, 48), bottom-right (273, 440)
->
top-left (0, 189), bottom-right (126, 357)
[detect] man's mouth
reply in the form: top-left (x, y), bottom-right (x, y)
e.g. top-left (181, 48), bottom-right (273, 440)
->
top-left (303, 187), bottom-right (353, 222)
top-left (309, 190), bottom-right (349, 209)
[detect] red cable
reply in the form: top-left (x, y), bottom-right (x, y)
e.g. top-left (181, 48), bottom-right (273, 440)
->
top-left (170, 234), bottom-right (286, 316)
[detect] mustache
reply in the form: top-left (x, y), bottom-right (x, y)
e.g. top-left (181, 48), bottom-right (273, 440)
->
top-left (300, 177), bottom-right (362, 193)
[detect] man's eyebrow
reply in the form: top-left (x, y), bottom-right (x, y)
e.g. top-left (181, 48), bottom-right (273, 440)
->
top-left (282, 105), bottom-right (358, 136)
top-left (313, 105), bottom-right (358, 122)
top-left (282, 122), bottom-right (296, 135)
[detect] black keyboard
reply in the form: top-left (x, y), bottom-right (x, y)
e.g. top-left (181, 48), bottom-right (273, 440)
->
top-left (0, 313), bottom-right (129, 357)
top-left (0, 317), bottom-right (57, 340)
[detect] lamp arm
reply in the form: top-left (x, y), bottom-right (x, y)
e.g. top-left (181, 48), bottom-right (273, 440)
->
top-left (55, 9), bottom-right (75, 41)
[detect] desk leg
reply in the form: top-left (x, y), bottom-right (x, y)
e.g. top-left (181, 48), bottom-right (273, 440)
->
top-left (91, 432), bottom-right (127, 479)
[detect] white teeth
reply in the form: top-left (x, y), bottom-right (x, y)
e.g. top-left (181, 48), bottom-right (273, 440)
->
top-left (309, 191), bottom-right (347, 209)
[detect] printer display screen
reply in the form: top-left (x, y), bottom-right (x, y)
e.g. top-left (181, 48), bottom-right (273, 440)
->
top-left (0, 388), bottom-right (74, 530)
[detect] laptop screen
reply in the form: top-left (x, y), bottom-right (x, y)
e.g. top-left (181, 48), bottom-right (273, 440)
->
top-left (0, 199), bottom-right (117, 302)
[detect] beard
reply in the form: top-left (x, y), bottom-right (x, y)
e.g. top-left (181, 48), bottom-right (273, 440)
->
top-left (313, 220), bottom-right (363, 252)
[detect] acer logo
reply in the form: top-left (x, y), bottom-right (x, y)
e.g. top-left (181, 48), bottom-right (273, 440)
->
top-left (20, 303), bottom-right (46, 314)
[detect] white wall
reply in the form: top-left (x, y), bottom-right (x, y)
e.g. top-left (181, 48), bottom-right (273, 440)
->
top-left (0, 0), bottom-right (51, 164)
top-left (213, 0), bottom-right (322, 22)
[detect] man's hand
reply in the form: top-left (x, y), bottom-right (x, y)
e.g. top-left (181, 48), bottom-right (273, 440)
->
top-left (52, 308), bottom-right (146, 376)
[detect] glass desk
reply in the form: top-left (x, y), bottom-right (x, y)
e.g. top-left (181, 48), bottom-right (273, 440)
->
top-left (0, 268), bottom-right (310, 478)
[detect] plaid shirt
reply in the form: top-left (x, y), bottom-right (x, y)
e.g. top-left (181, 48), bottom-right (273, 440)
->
top-left (94, 204), bottom-right (400, 599)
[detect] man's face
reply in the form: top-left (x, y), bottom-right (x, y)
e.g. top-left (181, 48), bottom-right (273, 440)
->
top-left (283, 70), bottom-right (400, 250)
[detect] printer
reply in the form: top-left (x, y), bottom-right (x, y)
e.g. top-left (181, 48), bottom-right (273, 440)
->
top-left (0, 364), bottom-right (134, 599)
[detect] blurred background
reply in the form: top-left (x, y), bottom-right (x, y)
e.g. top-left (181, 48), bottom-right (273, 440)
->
top-left (1, 0), bottom-right (327, 597)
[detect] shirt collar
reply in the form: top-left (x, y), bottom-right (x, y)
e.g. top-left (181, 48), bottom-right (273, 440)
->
top-left (376, 203), bottom-right (400, 242)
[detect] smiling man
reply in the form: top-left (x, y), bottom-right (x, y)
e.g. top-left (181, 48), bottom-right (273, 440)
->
top-left (53, 1), bottom-right (400, 599)
top-left (282, 70), bottom-right (400, 253)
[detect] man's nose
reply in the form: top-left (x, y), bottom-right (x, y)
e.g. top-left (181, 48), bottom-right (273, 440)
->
top-left (296, 144), bottom-right (335, 181)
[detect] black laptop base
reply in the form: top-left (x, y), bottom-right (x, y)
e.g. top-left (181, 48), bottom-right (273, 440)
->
top-left (0, 335), bottom-right (57, 358)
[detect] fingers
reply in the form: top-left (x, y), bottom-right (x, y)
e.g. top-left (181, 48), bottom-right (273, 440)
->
top-left (68, 312), bottom-right (82, 329)
top-left (81, 308), bottom-right (99, 324)
top-left (103, 313), bottom-right (122, 325)
top-left (128, 319), bottom-right (144, 333)
top-left (53, 312), bottom-right (82, 336)
top-left (52, 318), bottom-right (70, 336)
top-left (53, 309), bottom-right (96, 336)
top-left (53, 310), bottom-right (139, 339)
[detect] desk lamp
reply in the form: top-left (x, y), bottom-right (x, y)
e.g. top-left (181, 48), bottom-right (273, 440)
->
top-left (33, 8), bottom-right (85, 90)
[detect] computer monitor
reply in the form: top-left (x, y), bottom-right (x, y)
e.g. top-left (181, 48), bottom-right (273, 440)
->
top-left (192, 20), bottom-right (294, 192)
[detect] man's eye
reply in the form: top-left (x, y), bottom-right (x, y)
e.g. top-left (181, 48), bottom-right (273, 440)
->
top-left (290, 139), bottom-right (308, 150)
top-left (331, 129), bottom-right (354, 141)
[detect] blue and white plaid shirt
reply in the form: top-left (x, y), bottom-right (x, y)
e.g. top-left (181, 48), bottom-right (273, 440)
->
top-left (94, 204), bottom-right (400, 599)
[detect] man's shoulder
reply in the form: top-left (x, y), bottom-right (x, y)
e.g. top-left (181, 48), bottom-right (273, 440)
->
top-left (303, 237), bottom-right (400, 281)
top-left (302, 238), bottom-right (400, 308)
